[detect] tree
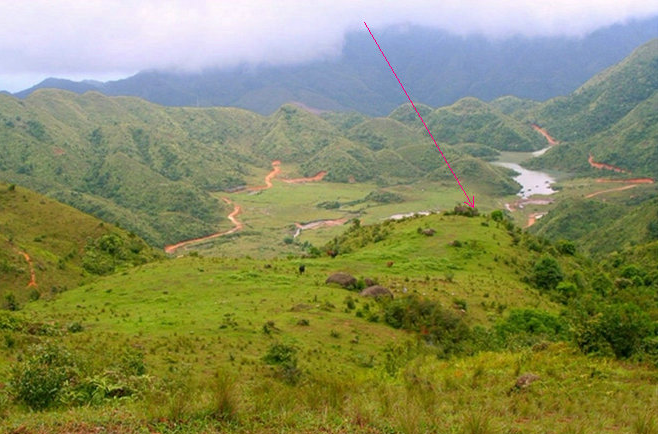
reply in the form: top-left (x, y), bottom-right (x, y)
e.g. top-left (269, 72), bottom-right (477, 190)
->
top-left (532, 255), bottom-right (564, 290)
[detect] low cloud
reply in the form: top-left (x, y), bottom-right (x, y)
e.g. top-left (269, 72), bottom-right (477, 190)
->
top-left (0, 0), bottom-right (656, 90)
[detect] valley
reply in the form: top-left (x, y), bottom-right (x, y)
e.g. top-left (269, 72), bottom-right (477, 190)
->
top-left (0, 33), bottom-right (655, 434)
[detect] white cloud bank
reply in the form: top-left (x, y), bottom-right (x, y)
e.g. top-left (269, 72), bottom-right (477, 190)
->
top-left (0, 0), bottom-right (656, 90)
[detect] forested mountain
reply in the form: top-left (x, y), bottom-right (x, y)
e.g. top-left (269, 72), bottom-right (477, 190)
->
top-left (13, 17), bottom-right (658, 115)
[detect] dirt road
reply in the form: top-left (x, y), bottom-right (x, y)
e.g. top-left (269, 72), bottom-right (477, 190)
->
top-left (531, 124), bottom-right (559, 146)
top-left (588, 154), bottom-right (628, 173)
top-left (164, 198), bottom-right (242, 254)
top-left (164, 160), bottom-right (330, 254)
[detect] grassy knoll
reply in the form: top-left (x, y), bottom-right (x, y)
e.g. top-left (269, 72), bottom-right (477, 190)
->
top-left (0, 213), bottom-right (654, 432)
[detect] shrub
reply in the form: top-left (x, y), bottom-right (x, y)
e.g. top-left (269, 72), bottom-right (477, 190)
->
top-left (382, 296), bottom-right (471, 355)
top-left (263, 343), bottom-right (301, 384)
top-left (67, 322), bottom-right (84, 333)
top-left (11, 344), bottom-right (77, 410)
top-left (491, 210), bottom-right (504, 222)
top-left (495, 309), bottom-right (568, 348)
top-left (532, 255), bottom-right (564, 290)
top-left (574, 303), bottom-right (654, 360)
top-left (3, 294), bottom-right (19, 311)
top-left (556, 239), bottom-right (576, 255)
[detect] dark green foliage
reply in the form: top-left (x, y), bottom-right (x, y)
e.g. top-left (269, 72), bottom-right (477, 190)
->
top-left (556, 239), bottom-right (576, 255)
top-left (262, 343), bottom-right (300, 385)
top-left (364, 190), bottom-right (403, 204)
top-left (495, 309), bottom-right (568, 347)
top-left (382, 296), bottom-right (470, 356)
top-left (67, 322), bottom-right (83, 333)
top-left (574, 303), bottom-right (655, 360)
top-left (450, 205), bottom-right (480, 217)
top-left (3, 293), bottom-right (19, 311)
top-left (491, 210), bottom-right (504, 222)
top-left (82, 233), bottom-right (150, 275)
top-left (11, 343), bottom-right (75, 410)
top-left (26, 120), bottom-right (47, 141)
top-left (532, 255), bottom-right (564, 290)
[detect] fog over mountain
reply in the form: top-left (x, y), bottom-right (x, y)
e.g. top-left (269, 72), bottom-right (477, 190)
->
top-left (13, 16), bottom-right (658, 115)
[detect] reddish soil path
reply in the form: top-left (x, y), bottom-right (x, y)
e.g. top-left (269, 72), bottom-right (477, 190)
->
top-left (588, 154), bottom-right (629, 173)
top-left (595, 177), bottom-right (654, 184)
top-left (585, 177), bottom-right (654, 199)
top-left (525, 212), bottom-right (544, 228)
top-left (585, 184), bottom-right (639, 199)
top-left (164, 160), bottom-right (330, 254)
top-left (164, 198), bottom-right (242, 254)
top-left (248, 160), bottom-right (281, 191)
top-left (531, 124), bottom-right (559, 146)
top-left (17, 249), bottom-right (37, 288)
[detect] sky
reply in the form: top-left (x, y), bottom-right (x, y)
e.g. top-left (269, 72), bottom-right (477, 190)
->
top-left (1, 0), bottom-right (657, 92)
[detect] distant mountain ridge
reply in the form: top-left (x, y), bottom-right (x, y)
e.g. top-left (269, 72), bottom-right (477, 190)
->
top-left (13, 17), bottom-right (658, 115)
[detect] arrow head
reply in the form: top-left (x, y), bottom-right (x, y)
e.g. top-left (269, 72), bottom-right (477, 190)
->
top-left (463, 194), bottom-right (476, 209)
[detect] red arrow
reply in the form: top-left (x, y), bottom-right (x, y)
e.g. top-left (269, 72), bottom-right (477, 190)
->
top-left (364, 22), bottom-right (475, 208)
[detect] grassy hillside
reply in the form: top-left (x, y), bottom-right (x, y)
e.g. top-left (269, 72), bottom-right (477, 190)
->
top-left (0, 182), bottom-right (157, 298)
top-left (528, 39), bottom-right (658, 178)
top-left (0, 212), bottom-right (655, 432)
top-left (532, 39), bottom-right (657, 143)
top-left (0, 92), bottom-right (530, 250)
top-left (392, 98), bottom-right (545, 152)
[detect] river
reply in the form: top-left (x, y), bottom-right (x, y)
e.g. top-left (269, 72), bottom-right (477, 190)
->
top-left (493, 147), bottom-right (557, 198)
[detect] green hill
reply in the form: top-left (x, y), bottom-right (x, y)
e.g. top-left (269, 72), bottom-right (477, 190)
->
top-left (532, 39), bottom-right (658, 143)
top-left (394, 98), bottom-right (545, 151)
top-left (0, 212), bottom-right (655, 432)
top-left (0, 182), bottom-right (156, 298)
top-left (528, 39), bottom-right (658, 178)
top-left (0, 91), bottom-right (527, 249)
top-left (532, 195), bottom-right (658, 257)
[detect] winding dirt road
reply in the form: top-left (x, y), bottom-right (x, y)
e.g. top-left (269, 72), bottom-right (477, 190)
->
top-left (164, 198), bottom-right (242, 254)
top-left (164, 160), bottom-right (331, 254)
top-left (531, 124), bottom-right (559, 146)
top-left (584, 177), bottom-right (655, 199)
top-left (248, 160), bottom-right (281, 191)
top-left (588, 154), bottom-right (629, 173)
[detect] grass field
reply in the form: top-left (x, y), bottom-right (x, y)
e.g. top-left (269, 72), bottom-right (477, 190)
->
top-left (1, 214), bottom-right (656, 432)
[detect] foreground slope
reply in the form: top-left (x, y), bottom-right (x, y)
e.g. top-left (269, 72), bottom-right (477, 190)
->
top-left (1, 212), bottom-right (655, 433)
